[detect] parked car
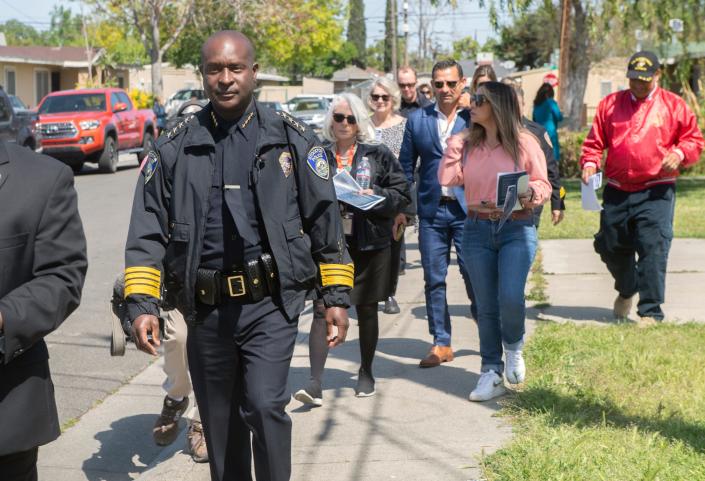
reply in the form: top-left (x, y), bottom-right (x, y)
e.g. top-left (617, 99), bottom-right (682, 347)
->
top-left (165, 88), bottom-right (206, 117)
top-left (9, 94), bottom-right (31, 113)
top-left (287, 97), bottom-right (330, 132)
top-left (163, 99), bottom-right (208, 132)
top-left (0, 87), bottom-right (41, 151)
top-left (259, 100), bottom-right (284, 112)
top-left (37, 88), bottom-right (157, 173)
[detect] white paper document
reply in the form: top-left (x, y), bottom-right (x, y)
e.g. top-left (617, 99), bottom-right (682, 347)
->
top-left (581, 172), bottom-right (603, 211)
top-left (333, 169), bottom-right (385, 211)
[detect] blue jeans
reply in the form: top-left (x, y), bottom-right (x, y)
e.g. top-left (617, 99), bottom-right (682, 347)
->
top-left (418, 200), bottom-right (475, 347)
top-left (462, 217), bottom-right (537, 373)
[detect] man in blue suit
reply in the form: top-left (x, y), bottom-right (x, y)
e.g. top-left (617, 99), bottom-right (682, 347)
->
top-left (398, 59), bottom-right (475, 368)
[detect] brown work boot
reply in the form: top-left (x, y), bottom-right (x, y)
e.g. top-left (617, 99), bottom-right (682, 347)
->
top-left (153, 396), bottom-right (189, 446)
top-left (187, 420), bottom-right (209, 463)
top-left (419, 345), bottom-right (454, 368)
top-left (637, 316), bottom-right (659, 328)
top-left (613, 295), bottom-right (634, 319)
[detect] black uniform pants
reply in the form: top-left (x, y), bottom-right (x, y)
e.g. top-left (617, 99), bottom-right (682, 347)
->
top-left (0, 447), bottom-right (38, 481)
top-left (187, 299), bottom-right (299, 481)
top-left (593, 184), bottom-right (675, 320)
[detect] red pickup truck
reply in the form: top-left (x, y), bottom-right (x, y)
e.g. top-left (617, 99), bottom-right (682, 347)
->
top-left (37, 88), bottom-right (157, 173)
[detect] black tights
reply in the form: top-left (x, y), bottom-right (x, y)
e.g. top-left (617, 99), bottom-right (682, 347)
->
top-left (307, 300), bottom-right (379, 386)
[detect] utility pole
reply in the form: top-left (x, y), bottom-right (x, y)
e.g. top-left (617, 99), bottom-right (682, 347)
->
top-left (391, 0), bottom-right (398, 78)
top-left (403, 1), bottom-right (409, 66)
top-left (558, 0), bottom-right (571, 111)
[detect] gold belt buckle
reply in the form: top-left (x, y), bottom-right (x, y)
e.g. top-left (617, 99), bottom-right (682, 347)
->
top-left (226, 275), bottom-right (247, 297)
top-left (489, 211), bottom-right (502, 221)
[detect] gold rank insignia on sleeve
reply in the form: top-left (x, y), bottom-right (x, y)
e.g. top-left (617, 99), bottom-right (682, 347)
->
top-left (320, 263), bottom-right (354, 288)
top-left (124, 266), bottom-right (161, 299)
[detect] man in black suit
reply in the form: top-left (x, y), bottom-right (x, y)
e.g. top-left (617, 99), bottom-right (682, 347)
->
top-left (0, 141), bottom-right (87, 481)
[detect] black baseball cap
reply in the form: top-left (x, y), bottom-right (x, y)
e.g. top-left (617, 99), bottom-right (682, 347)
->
top-left (627, 51), bottom-right (660, 81)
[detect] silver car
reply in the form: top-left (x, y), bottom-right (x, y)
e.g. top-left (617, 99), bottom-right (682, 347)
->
top-left (288, 98), bottom-right (330, 132)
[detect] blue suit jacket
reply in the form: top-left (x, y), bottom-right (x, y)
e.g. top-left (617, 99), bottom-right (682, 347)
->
top-left (398, 104), bottom-right (470, 219)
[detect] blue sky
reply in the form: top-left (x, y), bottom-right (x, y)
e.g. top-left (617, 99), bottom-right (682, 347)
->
top-left (0, 0), bottom-right (504, 51)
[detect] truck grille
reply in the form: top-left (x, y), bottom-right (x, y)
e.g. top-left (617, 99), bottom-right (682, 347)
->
top-left (40, 122), bottom-right (77, 139)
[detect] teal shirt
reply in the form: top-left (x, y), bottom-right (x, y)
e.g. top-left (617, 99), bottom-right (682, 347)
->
top-left (532, 98), bottom-right (563, 160)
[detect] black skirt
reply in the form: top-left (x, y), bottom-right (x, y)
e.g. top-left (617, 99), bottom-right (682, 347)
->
top-left (349, 245), bottom-right (392, 305)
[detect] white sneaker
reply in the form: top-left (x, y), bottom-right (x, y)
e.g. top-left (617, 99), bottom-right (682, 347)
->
top-left (469, 370), bottom-right (506, 402)
top-left (505, 349), bottom-right (526, 384)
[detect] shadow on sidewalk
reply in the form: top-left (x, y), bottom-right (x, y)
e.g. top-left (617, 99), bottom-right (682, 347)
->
top-left (81, 414), bottom-right (186, 481)
top-left (539, 305), bottom-right (618, 323)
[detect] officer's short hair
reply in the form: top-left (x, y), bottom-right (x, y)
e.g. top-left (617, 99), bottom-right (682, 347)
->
top-left (322, 93), bottom-right (377, 144)
top-left (368, 76), bottom-right (401, 111)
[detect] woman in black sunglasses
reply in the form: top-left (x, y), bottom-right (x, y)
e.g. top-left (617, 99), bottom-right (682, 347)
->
top-left (294, 93), bottom-right (411, 404)
top-left (438, 82), bottom-right (551, 402)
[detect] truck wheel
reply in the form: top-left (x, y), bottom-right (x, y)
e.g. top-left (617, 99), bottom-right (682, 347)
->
top-left (139, 131), bottom-right (154, 162)
top-left (98, 136), bottom-right (118, 173)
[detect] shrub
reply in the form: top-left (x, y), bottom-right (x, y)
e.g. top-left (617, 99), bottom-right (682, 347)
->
top-left (557, 128), bottom-right (589, 178)
top-left (129, 88), bottom-right (154, 110)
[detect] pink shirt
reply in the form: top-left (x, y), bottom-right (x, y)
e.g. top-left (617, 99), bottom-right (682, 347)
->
top-left (438, 131), bottom-right (551, 210)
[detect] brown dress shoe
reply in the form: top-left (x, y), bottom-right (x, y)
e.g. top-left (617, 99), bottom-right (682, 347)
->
top-left (419, 345), bottom-right (454, 368)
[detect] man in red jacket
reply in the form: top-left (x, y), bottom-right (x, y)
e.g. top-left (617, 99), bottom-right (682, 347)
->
top-left (580, 51), bottom-right (704, 323)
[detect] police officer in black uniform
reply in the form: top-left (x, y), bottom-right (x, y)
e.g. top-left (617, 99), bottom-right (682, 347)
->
top-left (124, 31), bottom-right (352, 481)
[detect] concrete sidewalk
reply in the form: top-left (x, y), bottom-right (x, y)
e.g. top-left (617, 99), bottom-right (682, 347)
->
top-left (538, 238), bottom-right (705, 324)
top-left (38, 231), bottom-right (511, 481)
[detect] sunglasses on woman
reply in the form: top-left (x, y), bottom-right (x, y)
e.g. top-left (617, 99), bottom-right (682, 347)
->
top-left (370, 94), bottom-right (390, 102)
top-left (471, 94), bottom-right (487, 107)
top-left (433, 80), bottom-right (459, 89)
top-left (332, 113), bottom-right (357, 124)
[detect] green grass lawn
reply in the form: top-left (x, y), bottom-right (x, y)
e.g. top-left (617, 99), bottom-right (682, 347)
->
top-left (538, 178), bottom-right (705, 239)
top-left (481, 322), bottom-right (705, 481)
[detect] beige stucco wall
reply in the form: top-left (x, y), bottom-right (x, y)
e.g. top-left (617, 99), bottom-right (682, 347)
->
top-left (258, 86), bottom-right (303, 103)
top-left (129, 64), bottom-right (202, 101)
top-left (1, 62), bottom-right (42, 107)
top-left (506, 58), bottom-right (628, 127)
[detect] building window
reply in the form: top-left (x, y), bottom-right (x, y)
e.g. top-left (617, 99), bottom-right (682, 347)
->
top-left (600, 80), bottom-right (612, 99)
top-left (35, 69), bottom-right (50, 105)
top-left (5, 67), bottom-right (16, 95)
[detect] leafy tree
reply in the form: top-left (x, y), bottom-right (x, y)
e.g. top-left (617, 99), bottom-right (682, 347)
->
top-left (348, 0), bottom-right (366, 67)
top-left (89, 0), bottom-right (196, 99)
top-left (44, 5), bottom-right (84, 47)
top-left (0, 19), bottom-right (43, 46)
top-left (452, 36), bottom-right (480, 61)
top-left (491, 3), bottom-right (559, 69)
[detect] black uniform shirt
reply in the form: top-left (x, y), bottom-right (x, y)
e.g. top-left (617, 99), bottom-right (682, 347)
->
top-left (201, 101), bottom-right (263, 270)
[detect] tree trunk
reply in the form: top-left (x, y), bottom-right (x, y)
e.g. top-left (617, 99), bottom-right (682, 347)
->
top-left (150, 11), bottom-right (163, 100)
top-left (563, 0), bottom-right (591, 130)
top-left (151, 54), bottom-right (163, 100)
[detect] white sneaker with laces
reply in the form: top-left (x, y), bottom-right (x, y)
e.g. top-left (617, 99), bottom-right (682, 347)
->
top-left (469, 370), bottom-right (506, 402)
top-left (505, 349), bottom-right (525, 384)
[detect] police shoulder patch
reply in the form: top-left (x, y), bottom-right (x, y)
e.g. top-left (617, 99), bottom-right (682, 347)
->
top-left (143, 150), bottom-right (159, 184)
top-left (306, 146), bottom-right (329, 180)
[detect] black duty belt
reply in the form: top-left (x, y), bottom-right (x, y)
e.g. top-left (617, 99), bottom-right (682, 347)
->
top-left (438, 196), bottom-right (458, 204)
top-left (196, 253), bottom-right (278, 305)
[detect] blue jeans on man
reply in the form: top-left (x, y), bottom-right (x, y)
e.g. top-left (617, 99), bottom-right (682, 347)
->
top-left (418, 200), bottom-right (476, 347)
top-left (462, 217), bottom-right (537, 374)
